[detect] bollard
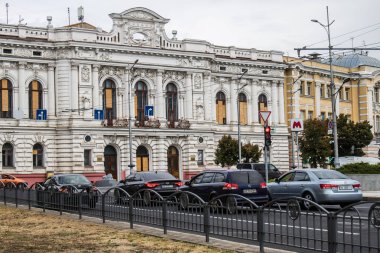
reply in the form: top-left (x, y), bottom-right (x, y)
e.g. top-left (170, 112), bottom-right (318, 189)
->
top-left (162, 200), bottom-right (168, 234)
top-left (204, 205), bottom-right (210, 242)
top-left (78, 192), bottom-right (82, 220)
top-left (327, 213), bottom-right (337, 253)
top-left (129, 198), bottom-right (134, 229)
top-left (257, 208), bottom-right (265, 253)
top-left (102, 195), bottom-right (106, 223)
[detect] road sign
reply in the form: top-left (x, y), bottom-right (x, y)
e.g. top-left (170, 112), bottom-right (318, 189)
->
top-left (144, 105), bottom-right (154, 117)
top-left (328, 120), bottom-right (333, 130)
top-left (94, 109), bottom-right (104, 120)
top-left (259, 111), bottom-right (271, 124)
top-left (290, 118), bottom-right (304, 132)
top-left (36, 109), bottom-right (47, 120)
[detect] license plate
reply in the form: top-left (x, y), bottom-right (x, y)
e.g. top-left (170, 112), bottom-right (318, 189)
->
top-left (243, 189), bottom-right (257, 194)
top-left (161, 185), bottom-right (174, 189)
top-left (339, 185), bottom-right (353, 191)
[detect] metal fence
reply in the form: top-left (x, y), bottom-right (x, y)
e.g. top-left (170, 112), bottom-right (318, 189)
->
top-left (0, 184), bottom-right (379, 253)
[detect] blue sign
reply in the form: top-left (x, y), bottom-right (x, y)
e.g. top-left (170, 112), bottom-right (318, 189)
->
top-left (36, 109), bottom-right (47, 120)
top-left (94, 109), bottom-right (104, 120)
top-left (144, 105), bottom-right (154, 117)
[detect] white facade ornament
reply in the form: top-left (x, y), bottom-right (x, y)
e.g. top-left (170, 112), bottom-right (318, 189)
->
top-left (98, 53), bottom-right (111, 61)
top-left (99, 66), bottom-right (123, 80)
top-left (81, 65), bottom-right (90, 82)
top-left (193, 73), bottom-right (202, 89)
top-left (163, 71), bottom-right (185, 84)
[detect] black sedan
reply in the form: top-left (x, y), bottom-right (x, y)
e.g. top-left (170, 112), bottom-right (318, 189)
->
top-left (36, 174), bottom-right (99, 208)
top-left (115, 171), bottom-right (183, 203)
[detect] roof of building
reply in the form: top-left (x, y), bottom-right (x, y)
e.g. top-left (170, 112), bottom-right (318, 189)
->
top-left (328, 53), bottom-right (380, 68)
top-left (64, 22), bottom-right (97, 30)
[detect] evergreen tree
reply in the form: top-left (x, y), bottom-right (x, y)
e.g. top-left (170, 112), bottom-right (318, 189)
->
top-left (242, 142), bottom-right (262, 163)
top-left (214, 135), bottom-right (239, 168)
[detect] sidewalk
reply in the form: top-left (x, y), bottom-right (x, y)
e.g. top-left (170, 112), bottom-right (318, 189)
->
top-left (363, 191), bottom-right (380, 201)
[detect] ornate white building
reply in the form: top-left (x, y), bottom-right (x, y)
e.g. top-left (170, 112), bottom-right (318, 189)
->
top-left (0, 7), bottom-right (289, 183)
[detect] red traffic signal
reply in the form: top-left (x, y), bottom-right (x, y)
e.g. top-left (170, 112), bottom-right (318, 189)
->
top-left (264, 126), bottom-right (271, 146)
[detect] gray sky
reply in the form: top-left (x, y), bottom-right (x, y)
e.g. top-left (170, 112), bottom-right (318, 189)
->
top-left (2, 0), bottom-right (380, 59)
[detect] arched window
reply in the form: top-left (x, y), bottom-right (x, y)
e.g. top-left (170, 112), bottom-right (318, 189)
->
top-left (136, 146), bottom-right (149, 172)
top-left (2, 143), bottom-right (13, 167)
top-left (29, 80), bottom-right (43, 119)
top-left (167, 146), bottom-right (179, 178)
top-left (104, 145), bottom-right (117, 179)
top-left (0, 79), bottom-right (12, 118)
top-left (239, 93), bottom-right (247, 125)
top-left (135, 81), bottom-right (148, 126)
top-left (376, 115), bottom-right (380, 133)
top-left (216, 91), bottom-right (226, 125)
top-left (33, 143), bottom-right (43, 167)
top-left (258, 94), bottom-right (268, 123)
top-left (166, 83), bottom-right (178, 128)
top-left (103, 79), bottom-right (116, 126)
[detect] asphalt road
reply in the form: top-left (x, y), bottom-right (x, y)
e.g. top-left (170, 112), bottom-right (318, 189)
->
top-left (1, 189), bottom-right (379, 253)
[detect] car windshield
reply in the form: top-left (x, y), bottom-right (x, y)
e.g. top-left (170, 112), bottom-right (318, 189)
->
top-left (142, 173), bottom-right (176, 181)
top-left (58, 175), bottom-right (91, 185)
top-left (312, 170), bottom-right (348, 180)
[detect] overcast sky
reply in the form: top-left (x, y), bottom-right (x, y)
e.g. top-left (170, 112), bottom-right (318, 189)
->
top-left (1, 0), bottom-right (380, 59)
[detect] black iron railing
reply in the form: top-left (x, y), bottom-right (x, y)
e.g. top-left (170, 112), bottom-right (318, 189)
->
top-left (0, 184), bottom-right (379, 253)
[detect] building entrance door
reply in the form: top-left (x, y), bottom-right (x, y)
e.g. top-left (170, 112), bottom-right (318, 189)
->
top-left (167, 146), bottom-right (179, 178)
top-left (104, 145), bottom-right (117, 179)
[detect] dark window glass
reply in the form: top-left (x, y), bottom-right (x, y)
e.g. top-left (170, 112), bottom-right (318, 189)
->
top-left (103, 79), bottom-right (116, 123)
top-left (29, 81), bottom-right (43, 119)
top-left (84, 150), bottom-right (91, 166)
top-left (269, 164), bottom-right (279, 172)
top-left (312, 170), bottom-right (348, 180)
top-left (166, 83), bottom-right (178, 127)
top-left (192, 174), bottom-right (204, 184)
top-left (280, 173), bottom-right (294, 182)
top-left (213, 173), bottom-right (225, 183)
top-left (200, 172), bottom-right (214, 183)
top-left (197, 150), bottom-right (204, 165)
top-left (141, 172), bottom-right (176, 181)
top-left (248, 171), bottom-right (265, 184)
top-left (2, 143), bottom-right (13, 167)
top-left (293, 172), bottom-right (309, 181)
top-left (32, 143), bottom-right (43, 167)
top-left (135, 81), bottom-right (148, 124)
top-left (230, 172), bottom-right (249, 184)
top-left (58, 175), bottom-right (90, 185)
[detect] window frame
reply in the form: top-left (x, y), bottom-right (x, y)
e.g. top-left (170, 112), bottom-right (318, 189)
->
top-left (2, 143), bottom-right (13, 167)
top-left (32, 143), bottom-right (44, 167)
top-left (0, 79), bottom-right (13, 118)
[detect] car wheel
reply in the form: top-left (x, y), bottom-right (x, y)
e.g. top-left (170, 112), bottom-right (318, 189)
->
top-left (302, 192), bottom-right (315, 210)
top-left (226, 196), bottom-right (237, 214)
top-left (210, 198), bottom-right (223, 214)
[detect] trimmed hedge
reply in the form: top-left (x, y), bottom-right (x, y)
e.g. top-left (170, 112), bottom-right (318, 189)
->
top-left (337, 163), bottom-right (380, 174)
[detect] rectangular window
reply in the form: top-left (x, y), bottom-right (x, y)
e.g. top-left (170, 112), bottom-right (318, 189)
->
top-left (328, 112), bottom-right (332, 119)
top-left (339, 88), bottom-right (344, 100)
top-left (2, 48), bottom-right (12, 54)
top-left (300, 110), bottom-right (305, 120)
top-left (376, 116), bottom-right (380, 133)
top-left (320, 84), bottom-right (325, 98)
top-left (308, 111), bottom-right (313, 119)
top-left (219, 66), bottom-right (226, 71)
top-left (197, 150), bottom-right (204, 166)
top-left (32, 51), bottom-right (42, 56)
top-left (345, 88), bottom-right (350, 101)
top-left (307, 82), bottom-right (312, 96)
top-left (84, 149), bottom-right (92, 166)
top-left (321, 112), bottom-right (326, 120)
top-left (299, 81), bottom-right (304, 95)
top-left (327, 87), bottom-right (331, 98)
top-left (375, 88), bottom-right (379, 103)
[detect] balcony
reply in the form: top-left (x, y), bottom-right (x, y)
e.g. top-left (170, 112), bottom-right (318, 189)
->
top-left (135, 118), bottom-right (161, 128)
top-left (102, 119), bottom-right (129, 127)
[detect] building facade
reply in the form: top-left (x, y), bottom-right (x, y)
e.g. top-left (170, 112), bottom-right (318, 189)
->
top-left (284, 53), bottom-right (380, 164)
top-left (0, 7), bottom-right (290, 183)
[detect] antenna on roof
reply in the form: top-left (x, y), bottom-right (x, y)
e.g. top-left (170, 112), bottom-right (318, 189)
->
top-left (5, 3), bottom-right (9, 24)
top-left (67, 7), bottom-right (71, 25)
top-left (78, 6), bottom-right (84, 24)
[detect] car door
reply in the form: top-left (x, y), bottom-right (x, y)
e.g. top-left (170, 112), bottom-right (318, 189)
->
top-left (186, 173), bottom-right (204, 196)
top-left (196, 172), bottom-right (215, 201)
top-left (288, 172), bottom-right (310, 197)
top-left (268, 172), bottom-right (295, 199)
top-left (125, 174), bottom-right (143, 195)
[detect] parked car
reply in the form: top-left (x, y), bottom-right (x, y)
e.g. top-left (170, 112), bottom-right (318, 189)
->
top-left (0, 174), bottom-right (27, 188)
top-left (267, 169), bottom-right (362, 209)
top-left (179, 169), bottom-right (269, 213)
top-left (94, 178), bottom-right (117, 193)
top-left (36, 174), bottom-right (99, 208)
top-left (115, 171), bottom-right (183, 203)
top-left (236, 163), bottom-right (282, 180)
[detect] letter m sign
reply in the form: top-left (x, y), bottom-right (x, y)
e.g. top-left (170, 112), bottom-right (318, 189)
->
top-left (291, 119), bottom-right (304, 132)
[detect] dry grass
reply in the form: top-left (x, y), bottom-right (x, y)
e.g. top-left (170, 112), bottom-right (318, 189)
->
top-left (0, 205), bottom-right (231, 253)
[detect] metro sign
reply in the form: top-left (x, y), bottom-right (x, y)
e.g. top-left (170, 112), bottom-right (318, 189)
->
top-left (291, 119), bottom-right (304, 132)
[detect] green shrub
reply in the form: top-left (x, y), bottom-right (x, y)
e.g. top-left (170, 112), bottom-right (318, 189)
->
top-left (337, 163), bottom-right (380, 174)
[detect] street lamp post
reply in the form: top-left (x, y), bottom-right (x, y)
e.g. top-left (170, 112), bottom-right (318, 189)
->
top-left (128, 59), bottom-right (139, 175)
top-left (289, 74), bottom-right (303, 169)
top-left (237, 69), bottom-right (248, 163)
top-left (311, 6), bottom-right (341, 168)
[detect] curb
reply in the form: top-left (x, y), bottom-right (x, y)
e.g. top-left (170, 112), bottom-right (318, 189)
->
top-left (363, 196), bottom-right (380, 201)
top-left (2, 203), bottom-right (295, 253)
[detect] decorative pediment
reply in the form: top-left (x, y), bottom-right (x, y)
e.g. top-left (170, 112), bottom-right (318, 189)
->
top-left (112, 7), bottom-right (170, 24)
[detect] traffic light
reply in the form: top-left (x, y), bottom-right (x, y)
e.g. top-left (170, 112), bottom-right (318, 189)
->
top-left (264, 126), bottom-right (271, 146)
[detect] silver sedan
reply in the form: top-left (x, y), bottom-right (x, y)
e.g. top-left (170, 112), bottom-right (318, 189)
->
top-left (267, 169), bottom-right (362, 209)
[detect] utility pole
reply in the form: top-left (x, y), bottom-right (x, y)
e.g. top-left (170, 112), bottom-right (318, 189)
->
top-left (237, 69), bottom-right (248, 163)
top-left (6, 3), bottom-right (9, 24)
top-left (128, 59), bottom-right (139, 175)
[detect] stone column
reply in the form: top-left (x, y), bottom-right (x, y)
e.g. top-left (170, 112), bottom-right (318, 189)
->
top-left (294, 80), bottom-right (301, 118)
top-left (156, 70), bottom-right (165, 120)
top-left (246, 81), bottom-right (252, 125)
top-left (271, 80), bottom-right (279, 125)
top-left (204, 72), bottom-right (212, 121)
top-left (368, 87), bottom-right (374, 128)
top-left (178, 93), bottom-right (185, 119)
top-left (71, 63), bottom-right (79, 115)
top-left (315, 82), bottom-right (321, 118)
top-left (18, 62), bottom-right (26, 118)
top-left (278, 81), bottom-right (285, 124)
top-left (47, 64), bottom-right (55, 117)
top-left (92, 65), bottom-right (100, 110)
top-left (251, 80), bottom-right (258, 124)
top-left (230, 78), bottom-right (237, 124)
top-left (185, 72), bottom-right (193, 119)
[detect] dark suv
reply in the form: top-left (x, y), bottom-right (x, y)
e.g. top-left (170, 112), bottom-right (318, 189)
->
top-left (237, 163), bottom-right (282, 180)
top-left (180, 169), bottom-right (269, 206)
